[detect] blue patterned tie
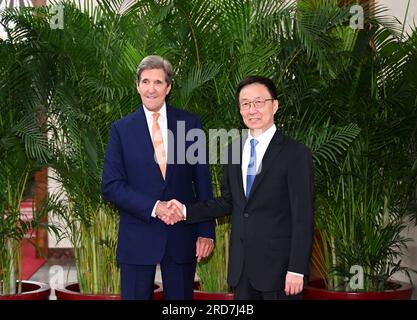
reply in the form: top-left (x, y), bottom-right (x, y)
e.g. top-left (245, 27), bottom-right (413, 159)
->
top-left (246, 139), bottom-right (259, 198)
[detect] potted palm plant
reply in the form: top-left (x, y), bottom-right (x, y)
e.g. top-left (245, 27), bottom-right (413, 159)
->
top-left (1, 1), bottom-right (147, 299)
top-left (306, 130), bottom-right (416, 299)
top-left (0, 7), bottom-right (59, 299)
top-left (23, 0), bottom-right (166, 299)
top-left (299, 2), bottom-right (417, 299)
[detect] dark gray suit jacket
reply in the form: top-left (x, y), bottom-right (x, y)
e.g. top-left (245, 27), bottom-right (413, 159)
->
top-left (186, 130), bottom-right (314, 292)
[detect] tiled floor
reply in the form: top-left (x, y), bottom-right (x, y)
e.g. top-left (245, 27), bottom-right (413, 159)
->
top-left (29, 259), bottom-right (163, 299)
top-left (29, 260), bottom-right (77, 300)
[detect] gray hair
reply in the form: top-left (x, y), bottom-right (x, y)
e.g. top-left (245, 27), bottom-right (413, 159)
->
top-left (136, 55), bottom-right (173, 85)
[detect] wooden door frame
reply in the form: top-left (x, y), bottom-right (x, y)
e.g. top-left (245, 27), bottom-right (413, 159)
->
top-left (339, 0), bottom-right (375, 15)
top-left (32, 0), bottom-right (46, 6)
top-left (34, 168), bottom-right (48, 258)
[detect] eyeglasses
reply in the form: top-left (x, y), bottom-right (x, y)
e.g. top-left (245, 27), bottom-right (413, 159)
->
top-left (239, 98), bottom-right (274, 111)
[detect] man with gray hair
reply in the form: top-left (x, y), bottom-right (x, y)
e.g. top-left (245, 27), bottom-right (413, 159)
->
top-left (102, 55), bottom-right (215, 300)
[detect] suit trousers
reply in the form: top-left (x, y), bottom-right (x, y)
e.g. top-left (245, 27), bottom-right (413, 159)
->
top-left (233, 263), bottom-right (303, 300)
top-left (120, 253), bottom-right (196, 300)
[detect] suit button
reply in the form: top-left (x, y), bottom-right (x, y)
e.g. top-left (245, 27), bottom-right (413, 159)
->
top-left (243, 213), bottom-right (249, 218)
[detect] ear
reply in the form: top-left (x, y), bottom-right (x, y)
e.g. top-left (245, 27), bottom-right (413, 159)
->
top-left (136, 82), bottom-right (141, 95)
top-left (166, 83), bottom-right (172, 95)
top-left (273, 99), bottom-right (279, 114)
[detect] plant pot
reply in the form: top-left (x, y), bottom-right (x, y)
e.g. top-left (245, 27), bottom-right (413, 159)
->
top-left (192, 281), bottom-right (234, 300)
top-left (304, 279), bottom-right (413, 300)
top-left (55, 282), bottom-right (163, 300)
top-left (0, 281), bottom-right (51, 300)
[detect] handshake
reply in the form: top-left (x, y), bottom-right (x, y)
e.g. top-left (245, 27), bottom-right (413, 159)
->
top-left (155, 199), bottom-right (185, 225)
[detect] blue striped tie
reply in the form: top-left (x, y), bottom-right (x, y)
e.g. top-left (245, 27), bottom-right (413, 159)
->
top-left (246, 139), bottom-right (258, 198)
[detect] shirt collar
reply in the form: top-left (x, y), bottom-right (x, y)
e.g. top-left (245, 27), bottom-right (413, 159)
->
top-left (142, 102), bottom-right (167, 120)
top-left (247, 124), bottom-right (277, 145)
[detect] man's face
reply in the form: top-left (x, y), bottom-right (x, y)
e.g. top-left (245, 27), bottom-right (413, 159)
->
top-left (239, 83), bottom-right (278, 134)
top-left (137, 68), bottom-right (171, 112)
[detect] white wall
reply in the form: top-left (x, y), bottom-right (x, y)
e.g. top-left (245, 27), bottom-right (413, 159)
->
top-left (401, 225), bottom-right (417, 299)
top-left (380, 0), bottom-right (417, 34)
top-left (392, 222), bottom-right (417, 299)
top-left (48, 168), bottom-right (72, 248)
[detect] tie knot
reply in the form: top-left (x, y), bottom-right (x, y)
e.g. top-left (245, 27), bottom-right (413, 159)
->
top-left (152, 112), bottom-right (160, 122)
top-left (250, 139), bottom-right (258, 148)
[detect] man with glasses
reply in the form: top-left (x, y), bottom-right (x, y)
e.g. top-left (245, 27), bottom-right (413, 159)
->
top-left (164, 75), bottom-right (314, 300)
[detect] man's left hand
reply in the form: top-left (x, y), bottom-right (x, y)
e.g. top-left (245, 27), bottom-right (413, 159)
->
top-left (195, 237), bottom-right (214, 262)
top-left (284, 273), bottom-right (304, 296)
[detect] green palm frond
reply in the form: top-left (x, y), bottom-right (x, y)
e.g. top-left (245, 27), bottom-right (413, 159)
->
top-left (172, 63), bottom-right (221, 108)
top-left (307, 122), bottom-right (361, 166)
top-left (12, 112), bottom-right (51, 164)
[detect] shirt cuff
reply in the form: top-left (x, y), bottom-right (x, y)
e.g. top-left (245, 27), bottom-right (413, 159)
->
top-left (287, 271), bottom-right (304, 278)
top-left (183, 204), bottom-right (187, 219)
top-left (151, 200), bottom-right (159, 218)
top-left (197, 236), bottom-right (214, 243)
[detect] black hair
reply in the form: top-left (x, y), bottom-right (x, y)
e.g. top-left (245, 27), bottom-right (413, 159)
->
top-left (235, 76), bottom-right (278, 107)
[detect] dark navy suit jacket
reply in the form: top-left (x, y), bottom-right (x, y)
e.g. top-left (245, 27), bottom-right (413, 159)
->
top-left (102, 104), bottom-right (215, 265)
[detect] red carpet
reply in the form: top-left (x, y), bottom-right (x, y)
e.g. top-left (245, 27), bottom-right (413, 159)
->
top-left (20, 199), bottom-right (46, 280)
top-left (21, 239), bottom-right (46, 280)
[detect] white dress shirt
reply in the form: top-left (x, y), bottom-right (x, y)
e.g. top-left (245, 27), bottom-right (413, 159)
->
top-left (241, 125), bottom-right (276, 194)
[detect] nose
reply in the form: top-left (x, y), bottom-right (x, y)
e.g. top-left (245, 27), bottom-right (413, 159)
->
top-left (248, 103), bottom-right (257, 113)
top-left (148, 83), bottom-right (156, 92)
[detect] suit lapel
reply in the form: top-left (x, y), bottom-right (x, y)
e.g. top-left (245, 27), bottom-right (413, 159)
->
top-left (234, 135), bottom-right (246, 204)
top-left (165, 105), bottom-right (177, 183)
top-left (132, 106), bottom-right (154, 160)
top-left (132, 105), bottom-right (165, 182)
top-left (247, 130), bottom-right (285, 201)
